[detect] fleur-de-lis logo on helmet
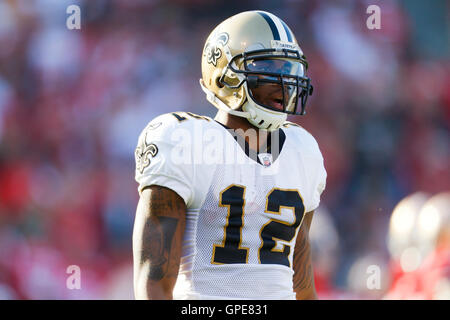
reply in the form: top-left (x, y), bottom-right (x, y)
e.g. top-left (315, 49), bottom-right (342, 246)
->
top-left (204, 32), bottom-right (229, 67)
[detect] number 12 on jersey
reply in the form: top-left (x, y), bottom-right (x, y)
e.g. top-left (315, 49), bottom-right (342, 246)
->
top-left (212, 184), bottom-right (305, 267)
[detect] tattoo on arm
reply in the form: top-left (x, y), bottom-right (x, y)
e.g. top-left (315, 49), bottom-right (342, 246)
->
top-left (133, 185), bottom-right (186, 297)
top-left (292, 211), bottom-right (316, 299)
top-left (144, 216), bottom-right (178, 280)
top-left (293, 227), bottom-right (312, 290)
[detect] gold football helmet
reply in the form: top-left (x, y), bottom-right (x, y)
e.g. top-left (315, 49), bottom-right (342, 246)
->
top-left (200, 10), bottom-right (313, 131)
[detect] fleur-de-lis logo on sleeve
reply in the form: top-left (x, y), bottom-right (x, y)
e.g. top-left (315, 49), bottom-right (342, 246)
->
top-left (135, 131), bottom-right (158, 174)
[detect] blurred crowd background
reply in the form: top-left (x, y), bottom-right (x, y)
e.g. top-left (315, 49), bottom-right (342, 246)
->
top-left (0, 0), bottom-right (448, 299)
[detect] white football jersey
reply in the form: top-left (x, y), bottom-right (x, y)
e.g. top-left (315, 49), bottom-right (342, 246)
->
top-left (134, 111), bottom-right (327, 300)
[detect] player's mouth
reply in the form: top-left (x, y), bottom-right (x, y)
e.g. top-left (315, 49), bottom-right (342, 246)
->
top-left (268, 97), bottom-right (284, 111)
top-left (250, 82), bottom-right (289, 111)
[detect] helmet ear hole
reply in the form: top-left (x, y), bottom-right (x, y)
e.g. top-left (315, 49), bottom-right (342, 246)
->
top-left (215, 77), bottom-right (224, 88)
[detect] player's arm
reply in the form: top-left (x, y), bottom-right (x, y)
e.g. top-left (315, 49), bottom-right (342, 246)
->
top-left (293, 210), bottom-right (317, 300)
top-left (133, 185), bottom-right (186, 300)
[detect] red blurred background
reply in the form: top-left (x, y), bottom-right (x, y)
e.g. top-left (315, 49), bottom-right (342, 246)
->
top-left (0, 0), bottom-right (448, 299)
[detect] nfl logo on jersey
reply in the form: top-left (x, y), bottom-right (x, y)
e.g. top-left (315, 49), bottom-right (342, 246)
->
top-left (258, 153), bottom-right (273, 167)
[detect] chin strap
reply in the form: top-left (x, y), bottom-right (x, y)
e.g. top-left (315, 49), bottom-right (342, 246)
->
top-left (199, 79), bottom-right (255, 119)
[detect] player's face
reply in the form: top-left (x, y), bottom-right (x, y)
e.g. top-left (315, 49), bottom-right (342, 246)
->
top-left (250, 81), bottom-right (286, 111)
top-left (246, 59), bottom-right (305, 112)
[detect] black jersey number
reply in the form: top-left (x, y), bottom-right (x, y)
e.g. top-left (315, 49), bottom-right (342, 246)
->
top-left (212, 185), bottom-right (249, 264)
top-left (212, 185), bottom-right (305, 266)
top-left (258, 189), bottom-right (305, 267)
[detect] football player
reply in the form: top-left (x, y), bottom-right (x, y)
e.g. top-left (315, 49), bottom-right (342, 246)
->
top-left (133, 11), bottom-right (327, 300)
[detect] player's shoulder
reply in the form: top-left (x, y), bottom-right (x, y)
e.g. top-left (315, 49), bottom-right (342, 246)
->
top-left (138, 111), bottom-right (216, 141)
top-left (281, 121), bottom-right (323, 158)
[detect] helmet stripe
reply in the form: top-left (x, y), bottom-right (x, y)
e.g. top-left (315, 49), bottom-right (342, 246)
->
top-left (265, 12), bottom-right (289, 42)
top-left (280, 20), bottom-right (293, 42)
top-left (257, 11), bottom-right (281, 40)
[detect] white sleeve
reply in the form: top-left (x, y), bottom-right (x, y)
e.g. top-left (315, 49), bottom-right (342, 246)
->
top-left (310, 155), bottom-right (327, 212)
top-left (292, 125), bottom-right (327, 213)
top-left (134, 115), bottom-right (194, 206)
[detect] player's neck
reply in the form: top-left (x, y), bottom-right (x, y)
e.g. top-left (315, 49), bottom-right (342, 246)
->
top-left (214, 110), bottom-right (269, 152)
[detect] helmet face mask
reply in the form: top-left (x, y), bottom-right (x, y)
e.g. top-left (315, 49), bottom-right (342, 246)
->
top-left (200, 11), bottom-right (314, 130)
top-left (219, 48), bottom-right (312, 115)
